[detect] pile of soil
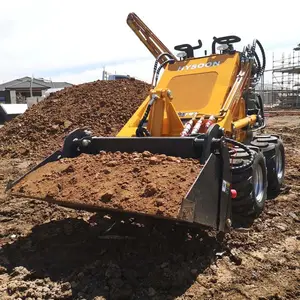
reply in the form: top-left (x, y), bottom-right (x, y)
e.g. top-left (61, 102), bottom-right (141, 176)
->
top-left (10, 151), bottom-right (202, 219)
top-left (0, 79), bottom-right (150, 159)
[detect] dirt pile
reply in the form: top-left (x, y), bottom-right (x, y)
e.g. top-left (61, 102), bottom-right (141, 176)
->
top-left (0, 79), bottom-right (150, 159)
top-left (10, 151), bottom-right (202, 219)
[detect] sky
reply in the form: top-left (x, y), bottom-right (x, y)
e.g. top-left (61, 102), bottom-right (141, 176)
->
top-left (0, 0), bottom-right (299, 85)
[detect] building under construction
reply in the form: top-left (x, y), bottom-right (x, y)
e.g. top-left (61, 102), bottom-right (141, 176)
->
top-left (270, 46), bottom-right (300, 108)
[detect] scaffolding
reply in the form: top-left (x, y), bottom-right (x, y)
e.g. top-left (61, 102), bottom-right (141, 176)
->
top-left (271, 49), bottom-right (300, 108)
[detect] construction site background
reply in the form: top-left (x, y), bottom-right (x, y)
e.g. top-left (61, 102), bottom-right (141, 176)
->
top-left (258, 47), bottom-right (300, 109)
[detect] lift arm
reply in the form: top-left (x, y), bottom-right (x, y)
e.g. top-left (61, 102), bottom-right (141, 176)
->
top-left (127, 12), bottom-right (178, 65)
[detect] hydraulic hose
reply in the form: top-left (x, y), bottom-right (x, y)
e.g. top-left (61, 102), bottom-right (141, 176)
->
top-left (252, 39), bottom-right (266, 81)
top-left (249, 93), bottom-right (266, 131)
top-left (135, 94), bottom-right (158, 137)
top-left (254, 51), bottom-right (261, 74)
top-left (154, 58), bottom-right (175, 86)
top-left (255, 39), bottom-right (266, 72)
top-left (257, 93), bottom-right (265, 124)
top-left (225, 138), bottom-right (255, 171)
top-left (151, 52), bottom-right (174, 87)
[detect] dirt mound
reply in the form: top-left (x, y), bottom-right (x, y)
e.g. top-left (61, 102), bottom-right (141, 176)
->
top-left (0, 79), bottom-right (150, 159)
top-left (10, 151), bottom-right (202, 219)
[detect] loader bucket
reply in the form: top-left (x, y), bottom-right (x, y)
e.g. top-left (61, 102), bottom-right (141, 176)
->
top-left (6, 124), bottom-right (232, 232)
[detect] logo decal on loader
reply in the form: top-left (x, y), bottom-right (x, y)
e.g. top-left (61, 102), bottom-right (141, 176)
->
top-left (177, 61), bottom-right (221, 71)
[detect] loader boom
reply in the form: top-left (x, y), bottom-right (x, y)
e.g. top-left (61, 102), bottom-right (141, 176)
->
top-left (127, 12), bottom-right (178, 65)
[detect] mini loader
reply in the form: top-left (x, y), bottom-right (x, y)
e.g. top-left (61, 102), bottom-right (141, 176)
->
top-left (7, 13), bottom-right (285, 232)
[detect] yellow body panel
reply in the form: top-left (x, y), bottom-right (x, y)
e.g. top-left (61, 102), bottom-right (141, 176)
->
top-left (117, 52), bottom-right (253, 141)
top-left (165, 54), bottom-right (239, 115)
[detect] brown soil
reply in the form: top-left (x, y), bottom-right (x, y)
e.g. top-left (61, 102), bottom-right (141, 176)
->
top-left (0, 79), bottom-right (150, 159)
top-left (265, 110), bottom-right (300, 116)
top-left (10, 151), bottom-right (202, 219)
top-left (0, 116), bottom-right (299, 300)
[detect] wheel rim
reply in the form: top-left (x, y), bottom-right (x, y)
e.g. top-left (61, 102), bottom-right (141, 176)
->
top-left (276, 149), bottom-right (283, 181)
top-left (253, 164), bottom-right (264, 203)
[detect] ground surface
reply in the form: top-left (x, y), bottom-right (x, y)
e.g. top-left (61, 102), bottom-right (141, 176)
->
top-left (0, 115), bottom-right (299, 300)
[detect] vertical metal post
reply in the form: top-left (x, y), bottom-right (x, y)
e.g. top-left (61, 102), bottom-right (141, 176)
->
top-left (272, 52), bottom-right (274, 107)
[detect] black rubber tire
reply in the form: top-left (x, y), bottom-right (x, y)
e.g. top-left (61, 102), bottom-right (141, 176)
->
top-left (230, 148), bottom-right (268, 219)
top-left (251, 134), bottom-right (285, 198)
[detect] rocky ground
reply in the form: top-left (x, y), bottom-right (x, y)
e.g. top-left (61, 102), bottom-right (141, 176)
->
top-left (0, 114), bottom-right (298, 300)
